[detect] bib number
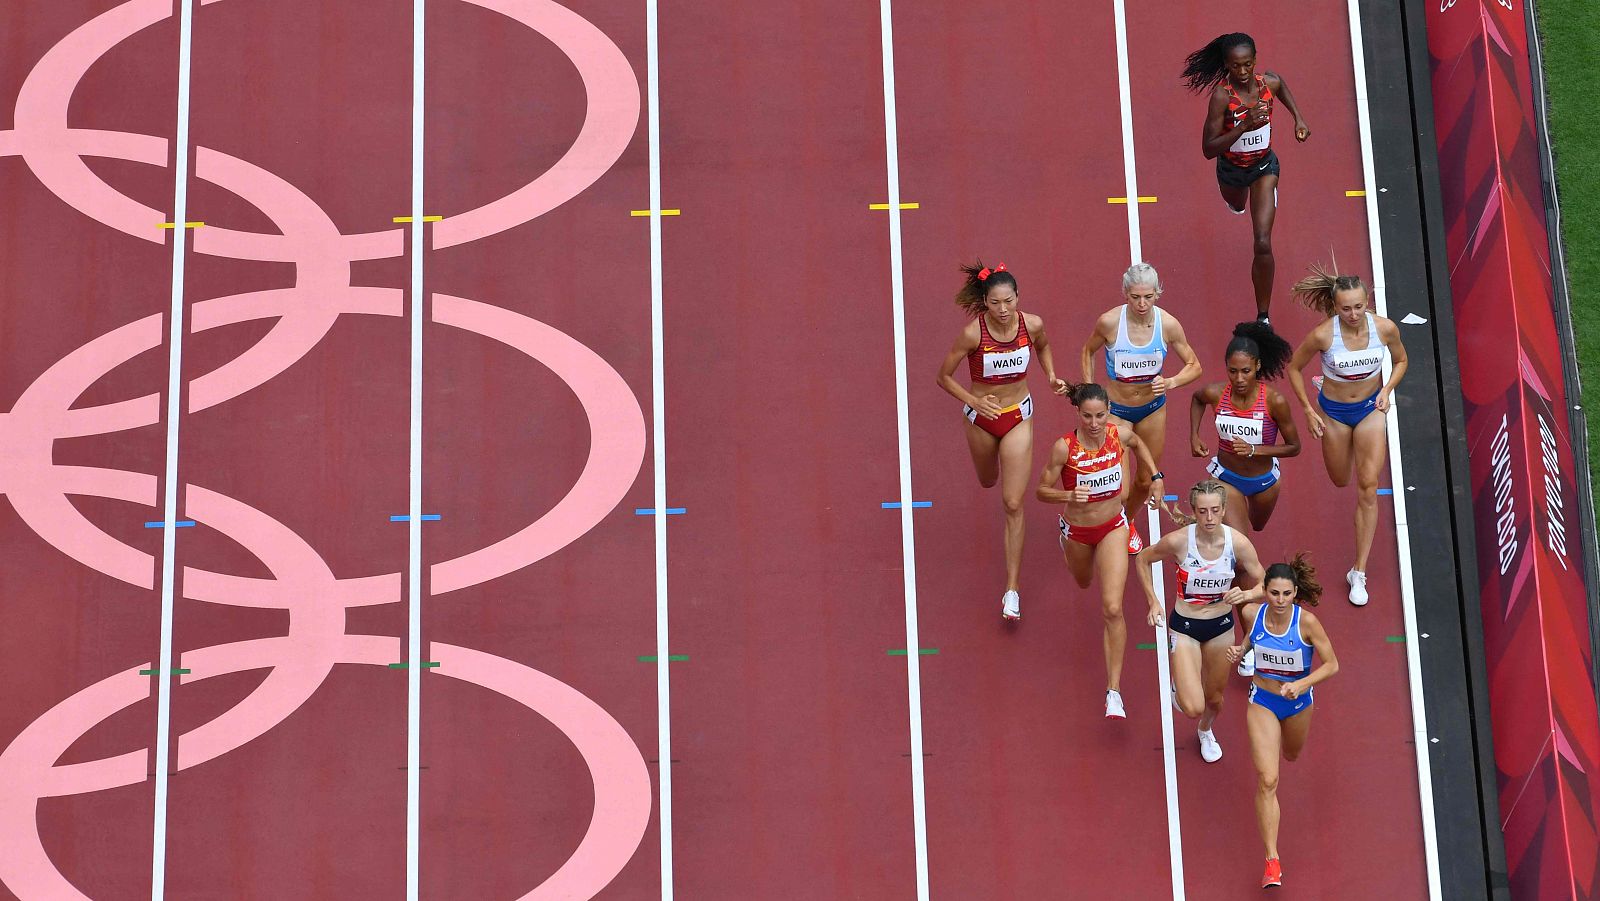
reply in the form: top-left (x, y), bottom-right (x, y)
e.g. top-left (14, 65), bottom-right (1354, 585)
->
top-left (983, 347), bottom-right (1029, 379)
top-left (1229, 123), bottom-right (1270, 154)
top-left (1257, 647), bottom-right (1307, 673)
top-left (1216, 414), bottom-right (1264, 445)
top-left (1076, 466), bottom-right (1123, 499)
top-left (1328, 348), bottom-right (1384, 380)
top-left (1113, 351), bottom-right (1162, 381)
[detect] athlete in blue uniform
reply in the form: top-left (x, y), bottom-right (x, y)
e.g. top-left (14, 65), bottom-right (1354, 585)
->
top-left (1227, 555), bottom-right (1340, 889)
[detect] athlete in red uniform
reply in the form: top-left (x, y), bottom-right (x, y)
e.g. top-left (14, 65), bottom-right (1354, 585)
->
top-left (1183, 32), bottom-right (1311, 320)
top-left (938, 260), bottom-right (1067, 621)
top-left (1036, 383), bottom-right (1164, 718)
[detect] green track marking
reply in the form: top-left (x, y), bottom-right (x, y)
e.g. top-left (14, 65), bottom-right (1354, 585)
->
top-left (1135, 642), bottom-right (1158, 650)
top-left (887, 648), bottom-right (939, 656)
top-left (639, 654), bottom-right (690, 662)
top-left (139, 668), bottom-right (191, 675)
top-left (1385, 635), bottom-right (1406, 643)
top-left (387, 661), bottom-right (441, 669)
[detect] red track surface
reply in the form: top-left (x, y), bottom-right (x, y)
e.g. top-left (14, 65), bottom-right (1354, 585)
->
top-left (0, 1), bottom-right (1430, 898)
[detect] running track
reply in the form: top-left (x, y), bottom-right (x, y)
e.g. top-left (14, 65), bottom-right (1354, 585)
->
top-left (0, 1), bottom-right (1430, 898)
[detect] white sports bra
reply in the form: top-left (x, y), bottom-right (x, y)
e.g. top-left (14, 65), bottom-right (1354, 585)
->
top-left (1320, 313), bottom-right (1386, 383)
top-left (1176, 525), bottom-right (1237, 605)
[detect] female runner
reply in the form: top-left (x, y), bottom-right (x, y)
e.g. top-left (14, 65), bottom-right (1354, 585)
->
top-left (1286, 264), bottom-right (1408, 606)
top-left (1225, 555), bottom-right (1340, 889)
top-left (1134, 479), bottom-right (1265, 762)
top-left (1182, 32), bottom-right (1311, 320)
top-left (1035, 383), bottom-right (1165, 718)
top-left (937, 260), bottom-right (1068, 621)
top-left (1190, 321), bottom-right (1301, 533)
top-left (1081, 262), bottom-right (1202, 549)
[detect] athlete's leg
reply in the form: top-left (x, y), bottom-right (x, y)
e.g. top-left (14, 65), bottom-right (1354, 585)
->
top-left (1351, 412), bottom-right (1389, 572)
top-left (997, 418), bottom-right (1034, 591)
top-left (1170, 631), bottom-right (1206, 719)
top-left (1221, 480), bottom-right (1252, 534)
top-left (1097, 527), bottom-right (1132, 691)
top-left (1281, 705), bottom-right (1315, 761)
top-left (964, 419), bottom-right (1001, 488)
top-left (1248, 699), bottom-right (1285, 860)
top-left (1246, 479), bottom-right (1282, 532)
top-left (1249, 174), bottom-right (1280, 317)
top-left (1319, 414), bottom-right (1356, 486)
top-left (1125, 405), bottom-right (1168, 517)
top-left (1198, 630), bottom-right (1235, 731)
top-left (1219, 180), bottom-right (1249, 213)
top-left (1065, 535), bottom-right (1096, 589)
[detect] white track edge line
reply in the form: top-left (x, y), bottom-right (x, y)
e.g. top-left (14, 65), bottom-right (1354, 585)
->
top-left (875, 2), bottom-right (930, 898)
top-left (645, 0), bottom-right (674, 897)
top-left (1345, 3), bottom-right (1443, 898)
top-left (406, 0), bottom-right (425, 896)
top-left (150, 0), bottom-right (196, 897)
top-left (1112, 2), bottom-right (1182, 897)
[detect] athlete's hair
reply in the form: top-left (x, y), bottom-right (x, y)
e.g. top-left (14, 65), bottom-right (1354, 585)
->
top-left (955, 259), bottom-right (1019, 316)
top-left (1064, 382), bottom-right (1109, 408)
top-left (1122, 262), bottom-right (1163, 297)
top-left (1224, 320), bottom-right (1292, 381)
top-left (1182, 32), bottom-right (1257, 94)
top-left (1264, 553), bottom-right (1322, 607)
top-left (1292, 261), bottom-right (1369, 317)
top-left (1170, 477), bottom-right (1229, 526)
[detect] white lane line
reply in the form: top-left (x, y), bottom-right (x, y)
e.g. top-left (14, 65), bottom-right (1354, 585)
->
top-left (150, 0), bottom-right (197, 897)
top-left (1344, 3), bottom-right (1442, 898)
top-left (406, 0), bottom-right (425, 896)
top-left (645, 0), bottom-right (674, 897)
top-left (874, 1), bottom-right (930, 897)
top-left (1111, 1), bottom-right (1183, 897)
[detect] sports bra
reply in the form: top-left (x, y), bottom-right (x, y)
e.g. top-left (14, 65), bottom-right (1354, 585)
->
top-left (1103, 307), bottom-right (1167, 383)
top-left (1223, 75), bottom-right (1274, 167)
top-left (1249, 605), bottom-right (1314, 682)
top-left (1320, 313), bottom-right (1386, 384)
top-left (1215, 383), bottom-right (1278, 447)
top-left (967, 314), bottom-right (1032, 386)
top-left (1064, 424), bottom-right (1124, 503)
top-left (1176, 525), bottom-right (1237, 605)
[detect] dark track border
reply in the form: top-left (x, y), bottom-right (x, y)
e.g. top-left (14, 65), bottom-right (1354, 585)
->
top-left (1361, 1), bottom-right (1510, 897)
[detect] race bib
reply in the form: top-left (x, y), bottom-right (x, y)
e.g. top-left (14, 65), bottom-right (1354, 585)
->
top-left (1256, 646), bottom-right (1307, 673)
top-left (1229, 123), bottom-right (1270, 154)
top-left (1112, 350), bottom-right (1162, 381)
top-left (1076, 466), bottom-right (1123, 499)
top-left (1216, 414), bottom-right (1264, 445)
top-left (1186, 571), bottom-right (1234, 595)
top-left (983, 346), bottom-right (1030, 379)
top-left (1327, 347), bottom-right (1385, 380)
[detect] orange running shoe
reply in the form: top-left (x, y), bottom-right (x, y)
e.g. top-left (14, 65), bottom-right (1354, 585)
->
top-left (1127, 523), bottom-right (1144, 555)
top-left (1261, 858), bottom-right (1282, 889)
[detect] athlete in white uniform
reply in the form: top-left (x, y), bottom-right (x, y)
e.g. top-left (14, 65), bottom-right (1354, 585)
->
top-left (1135, 479), bottom-right (1265, 761)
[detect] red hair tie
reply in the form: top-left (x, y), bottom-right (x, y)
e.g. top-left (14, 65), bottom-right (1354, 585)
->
top-left (977, 262), bottom-right (1008, 281)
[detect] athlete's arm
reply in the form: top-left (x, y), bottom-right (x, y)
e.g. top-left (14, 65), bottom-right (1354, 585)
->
top-left (1122, 429), bottom-right (1166, 509)
top-left (937, 323), bottom-right (1001, 417)
top-left (1190, 383), bottom-right (1222, 456)
top-left (1201, 86), bottom-right (1255, 159)
top-left (1134, 530), bottom-right (1184, 626)
top-left (1027, 313), bottom-right (1070, 396)
top-left (1081, 311), bottom-right (1113, 385)
top-left (1222, 529), bottom-right (1267, 605)
top-left (1157, 314), bottom-right (1204, 395)
top-left (1225, 603), bottom-right (1262, 663)
top-left (1283, 610), bottom-right (1339, 700)
top-left (1259, 388), bottom-right (1301, 458)
top-left (1286, 326), bottom-right (1329, 440)
top-left (1263, 72), bottom-right (1310, 141)
top-left (1035, 438), bottom-right (1077, 505)
top-left (1374, 316), bottom-right (1409, 413)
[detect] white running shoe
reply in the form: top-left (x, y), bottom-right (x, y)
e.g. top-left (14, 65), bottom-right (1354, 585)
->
top-left (1105, 690), bottom-right (1126, 719)
top-left (1311, 374), bottom-right (1325, 393)
top-left (1237, 649), bottom-right (1256, 677)
top-left (1348, 568), bottom-right (1370, 606)
top-left (1198, 728), bottom-right (1223, 763)
top-left (1002, 590), bottom-right (1021, 621)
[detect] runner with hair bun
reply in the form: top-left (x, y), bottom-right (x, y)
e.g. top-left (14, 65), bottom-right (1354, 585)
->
top-left (1036, 382), bottom-right (1165, 718)
top-left (1226, 554), bottom-right (1341, 890)
top-left (1134, 478), bottom-right (1266, 762)
top-left (938, 260), bottom-right (1069, 621)
top-left (1189, 321), bottom-right (1301, 533)
top-left (1285, 263), bottom-right (1409, 606)
top-left (1081, 262), bottom-right (1203, 547)
top-left (1183, 32), bottom-right (1311, 320)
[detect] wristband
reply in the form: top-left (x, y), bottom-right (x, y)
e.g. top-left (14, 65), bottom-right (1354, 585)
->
top-left (1248, 445), bottom-right (1256, 457)
top-left (1150, 471), bottom-right (1164, 481)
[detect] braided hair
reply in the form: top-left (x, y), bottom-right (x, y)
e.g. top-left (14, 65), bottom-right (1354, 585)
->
top-left (1292, 261), bottom-right (1369, 317)
top-left (1224, 320), bottom-right (1292, 381)
top-left (1264, 553), bottom-right (1322, 607)
top-left (954, 259), bottom-right (1019, 316)
top-left (1182, 32), bottom-right (1256, 94)
top-left (1169, 478), bottom-right (1229, 526)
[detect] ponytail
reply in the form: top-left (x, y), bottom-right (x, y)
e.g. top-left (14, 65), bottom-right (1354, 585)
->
top-left (1264, 553), bottom-right (1322, 607)
top-left (1182, 32), bottom-right (1256, 94)
top-left (1064, 382), bottom-right (1109, 408)
top-left (1291, 261), bottom-right (1368, 317)
top-left (955, 259), bottom-right (1019, 316)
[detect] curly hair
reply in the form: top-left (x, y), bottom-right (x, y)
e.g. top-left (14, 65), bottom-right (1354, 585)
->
top-left (1224, 320), bottom-right (1292, 381)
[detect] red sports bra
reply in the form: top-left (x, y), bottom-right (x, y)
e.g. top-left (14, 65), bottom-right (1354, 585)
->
top-left (1063, 424), bottom-right (1125, 503)
top-left (967, 314), bottom-right (1032, 385)
top-left (1223, 75), bottom-right (1274, 168)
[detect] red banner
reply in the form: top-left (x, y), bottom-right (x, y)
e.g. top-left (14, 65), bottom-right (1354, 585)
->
top-left (1425, 1), bottom-right (1600, 897)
